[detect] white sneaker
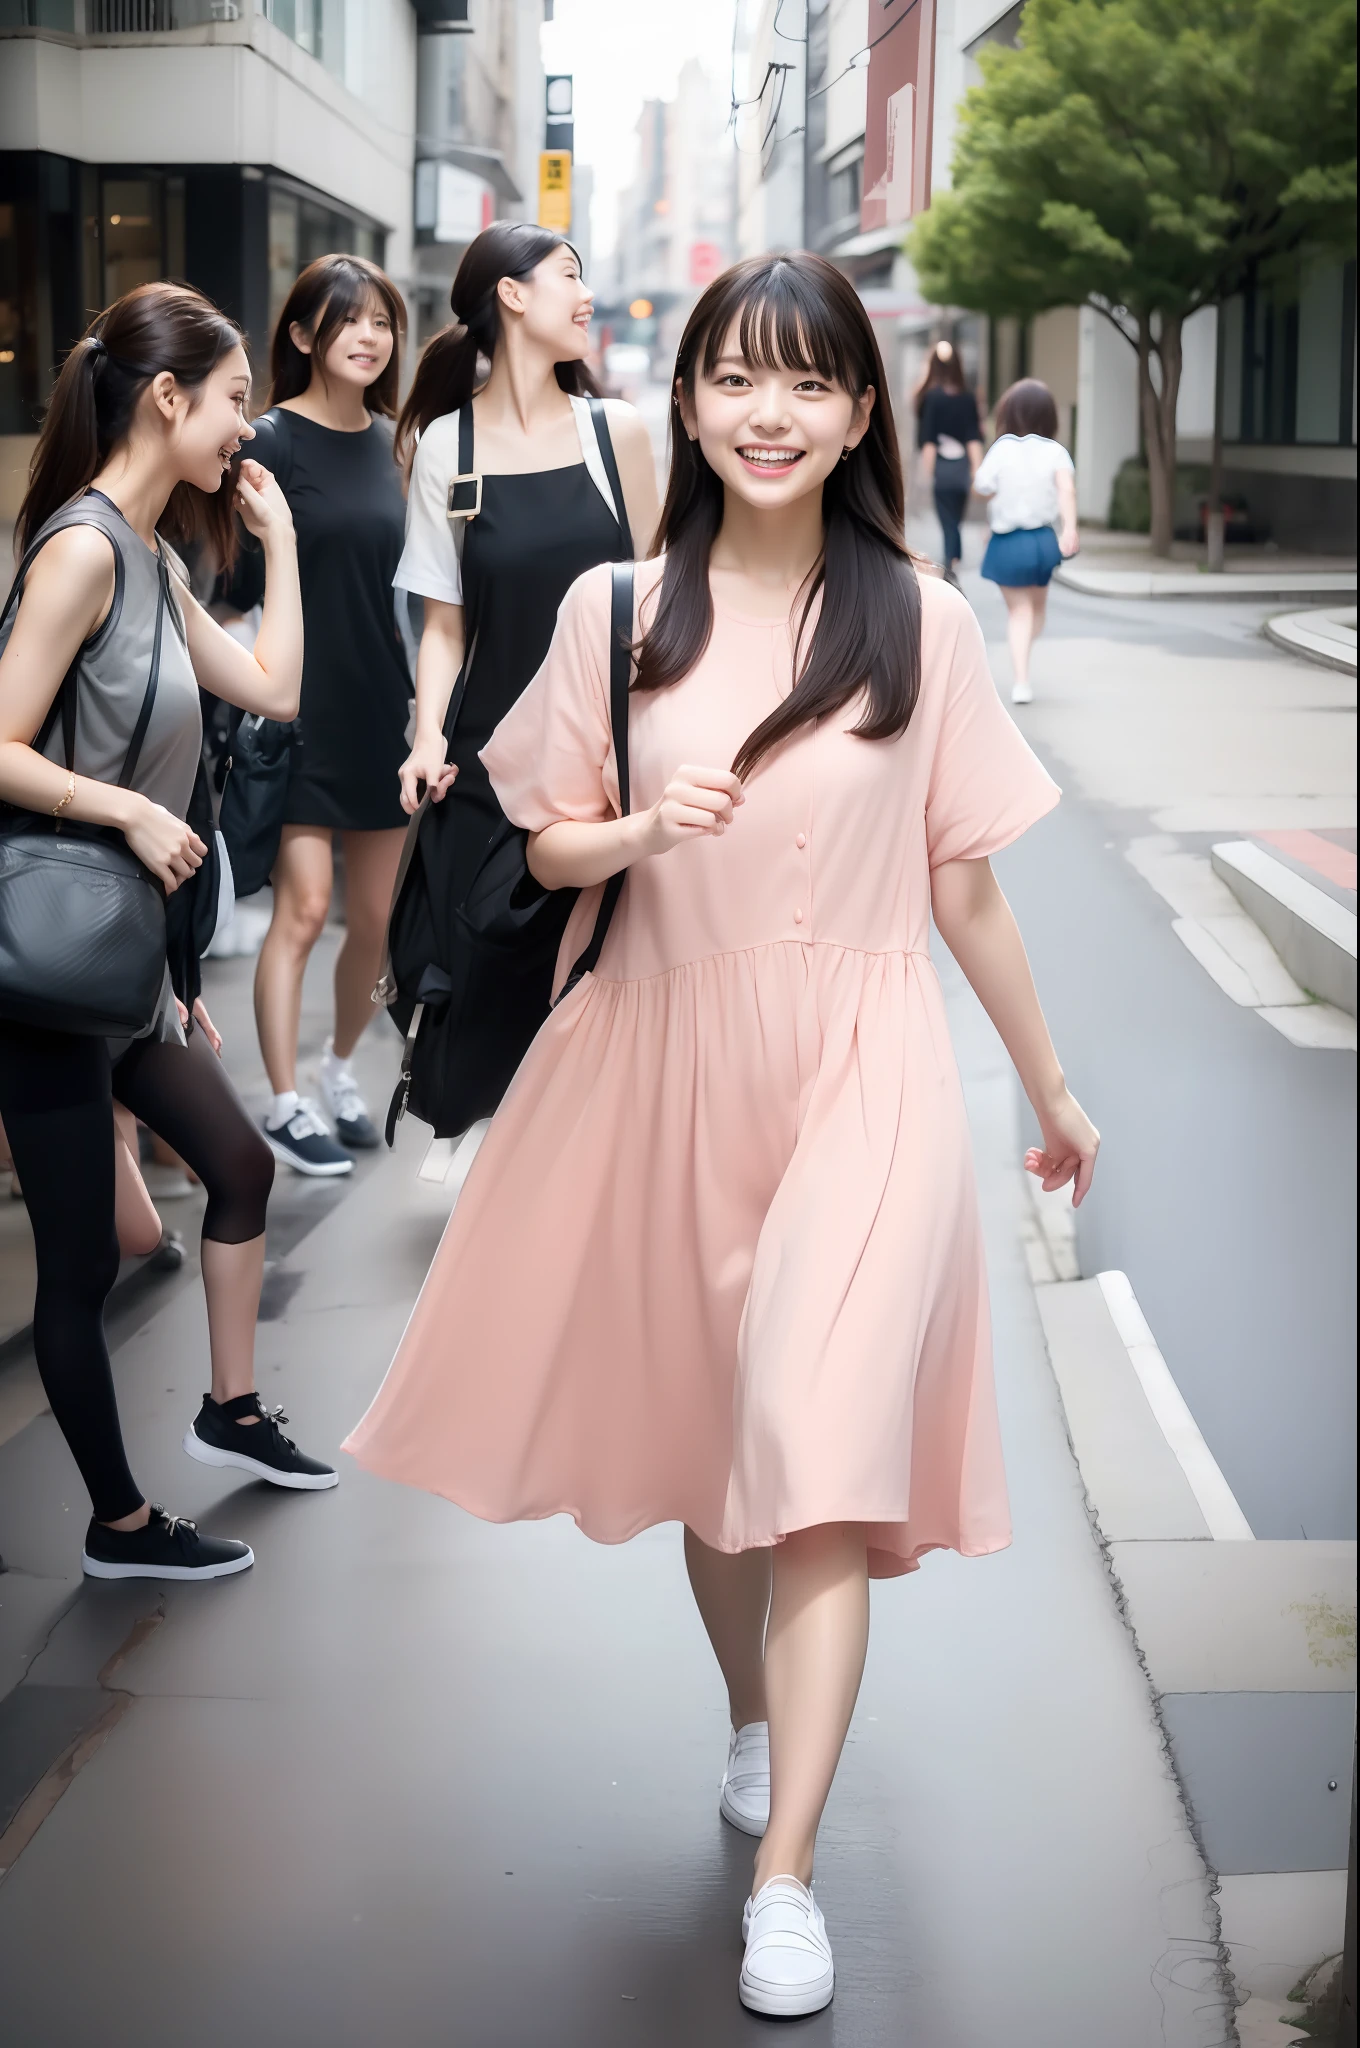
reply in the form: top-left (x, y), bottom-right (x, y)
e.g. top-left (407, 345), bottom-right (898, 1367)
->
top-left (1011, 680), bottom-right (1034, 705)
top-left (739, 1876), bottom-right (834, 2017)
top-left (719, 1721), bottom-right (770, 1837)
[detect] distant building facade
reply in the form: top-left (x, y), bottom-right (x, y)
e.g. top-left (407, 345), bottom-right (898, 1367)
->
top-left (0, 0), bottom-right (444, 519)
top-left (736, 0), bottom-right (1357, 550)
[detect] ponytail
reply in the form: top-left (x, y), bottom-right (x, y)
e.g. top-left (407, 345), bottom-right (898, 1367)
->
top-left (395, 218), bottom-right (600, 467)
top-left (395, 321), bottom-right (481, 468)
top-left (18, 281), bottom-right (246, 564)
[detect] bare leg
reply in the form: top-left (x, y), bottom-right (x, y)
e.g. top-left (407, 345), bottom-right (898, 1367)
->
top-left (332, 828), bottom-right (405, 1061)
top-left (254, 825), bottom-right (333, 1096)
top-left (200, 1236), bottom-right (266, 1409)
top-left (1001, 584), bottom-right (1039, 698)
top-left (684, 1526), bottom-right (772, 1730)
top-left (753, 1523), bottom-right (870, 1892)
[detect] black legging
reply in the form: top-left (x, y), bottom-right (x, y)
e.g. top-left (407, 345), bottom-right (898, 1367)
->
top-left (0, 1019), bottom-right (273, 1523)
top-left (935, 483), bottom-right (969, 571)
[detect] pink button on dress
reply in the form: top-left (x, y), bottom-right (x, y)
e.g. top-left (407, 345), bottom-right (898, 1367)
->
top-left (344, 561), bottom-right (1059, 1577)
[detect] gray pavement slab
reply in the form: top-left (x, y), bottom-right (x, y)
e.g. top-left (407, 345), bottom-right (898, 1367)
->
top-left (0, 950), bottom-right (1232, 2047)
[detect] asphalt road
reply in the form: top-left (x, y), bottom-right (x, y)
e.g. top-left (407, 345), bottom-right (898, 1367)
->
top-left (968, 566), bottom-right (1357, 1542)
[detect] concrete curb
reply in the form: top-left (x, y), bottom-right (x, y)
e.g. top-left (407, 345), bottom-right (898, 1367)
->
top-left (1211, 841), bottom-right (1357, 1018)
top-left (1035, 1271), bottom-right (1356, 2009)
top-left (1054, 564), bottom-right (1358, 601)
top-left (1264, 607), bottom-right (1358, 675)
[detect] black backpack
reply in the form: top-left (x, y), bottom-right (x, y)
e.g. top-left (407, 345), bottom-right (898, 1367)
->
top-left (380, 562), bottom-right (634, 1144)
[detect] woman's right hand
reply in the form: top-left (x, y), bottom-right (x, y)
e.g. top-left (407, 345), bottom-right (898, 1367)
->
top-left (640, 765), bottom-right (744, 857)
top-left (398, 733), bottom-right (458, 814)
top-left (122, 795), bottom-right (207, 893)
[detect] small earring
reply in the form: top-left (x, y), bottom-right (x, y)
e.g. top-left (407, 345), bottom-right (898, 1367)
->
top-left (840, 446), bottom-right (852, 462)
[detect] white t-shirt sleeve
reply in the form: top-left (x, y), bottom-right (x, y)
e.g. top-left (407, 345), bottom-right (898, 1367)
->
top-left (971, 441), bottom-right (1002, 497)
top-left (393, 412), bottom-right (463, 606)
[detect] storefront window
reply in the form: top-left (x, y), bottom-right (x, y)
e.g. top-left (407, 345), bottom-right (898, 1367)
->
top-left (1223, 252), bottom-right (1356, 448)
top-left (0, 198), bottom-right (30, 436)
top-left (101, 179), bottom-right (163, 303)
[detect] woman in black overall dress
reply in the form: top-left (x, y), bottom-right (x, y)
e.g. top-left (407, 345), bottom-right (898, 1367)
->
top-left (391, 222), bottom-right (658, 1159)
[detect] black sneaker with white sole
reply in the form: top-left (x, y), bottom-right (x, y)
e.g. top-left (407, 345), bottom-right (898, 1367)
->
top-left (82, 1504), bottom-right (253, 1582)
top-left (263, 1099), bottom-right (354, 1177)
top-left (184, 1392), bottom-right (339, 1490)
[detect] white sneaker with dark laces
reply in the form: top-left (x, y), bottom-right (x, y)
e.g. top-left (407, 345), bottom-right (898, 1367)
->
top-left (719, 1720), bottom-right (770, 1836)
top-left (739, 1875), bottom-right (834, 2016)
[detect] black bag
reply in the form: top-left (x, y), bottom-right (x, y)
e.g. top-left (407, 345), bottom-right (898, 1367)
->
top-left (218, 707), bottom-right (296, 898)
top-left (0, 531), bottom-right (169, 1037)
top-left (165, 756), bottom-right (226, 1015)
top-left (382, 561), bottom-right (635, 1144)
top-left (217, 407), bottom-right (299, 899)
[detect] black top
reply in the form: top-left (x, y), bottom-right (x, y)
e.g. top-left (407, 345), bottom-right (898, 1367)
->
top-left (439, 423), bottom-right (630, 908)
top-left (247, 408), bottom-right (411, 831)
top-left (918, 387), bottom-right (982, 451)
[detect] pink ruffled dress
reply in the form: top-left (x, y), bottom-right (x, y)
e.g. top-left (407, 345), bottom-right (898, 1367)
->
top-left (344, 561), bottom-right (1059, 1577)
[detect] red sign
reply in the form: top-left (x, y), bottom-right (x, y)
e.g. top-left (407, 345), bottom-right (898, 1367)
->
top-left (689, 241), bottom-right (723, 287)
top-left (861, 0), bottom-right (936, 231)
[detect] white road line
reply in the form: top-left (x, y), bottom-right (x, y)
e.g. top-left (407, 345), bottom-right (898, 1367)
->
top-left (1096, 1270), bottom-right (1256, 1541)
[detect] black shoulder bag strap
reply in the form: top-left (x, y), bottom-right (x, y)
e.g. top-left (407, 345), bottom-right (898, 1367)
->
top-left (115, 546), bottom-right (169, 789)
top-left (556, 561), bottom-right (634, 1001)
top-left (586, 395), bottom-right (634, 558)
top-left (440, 402), bottom-right (479, 743)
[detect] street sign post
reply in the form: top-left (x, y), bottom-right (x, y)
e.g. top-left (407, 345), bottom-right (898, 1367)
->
top-left (538, 152), bottom-right (572, 233)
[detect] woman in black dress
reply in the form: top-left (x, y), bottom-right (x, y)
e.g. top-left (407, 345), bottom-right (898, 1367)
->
top-left (248, 254), bottom-right (410, 1175)
top-left (914, 341), bottom-right (983, 584)
top-left (391, 222), bottom-right (657, 1165)
top-left (395, 223), bottom-right (658, 905)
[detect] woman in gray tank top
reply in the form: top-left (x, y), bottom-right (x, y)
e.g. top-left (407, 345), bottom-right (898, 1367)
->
top-left (0, 282), bottom-right (339, 1582)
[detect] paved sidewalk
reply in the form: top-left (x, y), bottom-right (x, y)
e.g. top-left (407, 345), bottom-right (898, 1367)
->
top-left (0, 945), bottom-right (1232, 2047)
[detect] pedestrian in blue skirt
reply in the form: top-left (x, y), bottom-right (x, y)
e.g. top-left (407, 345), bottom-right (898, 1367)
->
top-left (974, 378), bottom-right (1078, 704)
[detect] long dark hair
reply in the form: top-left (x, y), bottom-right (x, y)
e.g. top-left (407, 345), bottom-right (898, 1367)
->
top-left (637, 252), bottom-right (922, 782)
top-left (268, 253), bottom-right (406, 416)
top-left (18, 281), bottom-right (245, 561)
top-left (395, 219), bottom-right (599, 465)
top-left (913, 338), bottom-right (965, 414)
top-left (994, 377), bottom-right (1058, 439)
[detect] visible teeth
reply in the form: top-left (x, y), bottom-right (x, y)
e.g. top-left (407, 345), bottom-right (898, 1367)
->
top-left (742, 449), bottom-right (800, 466)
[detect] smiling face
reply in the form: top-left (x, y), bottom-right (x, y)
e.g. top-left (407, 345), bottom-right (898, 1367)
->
top-left (157, 342), bottom-right (254, 492)
top-left (679, 315), bottom-right (874, 514)
top-left (500, 242), bottom-right (593, 363)
top-left (295, 288), bottom-right (395, 394)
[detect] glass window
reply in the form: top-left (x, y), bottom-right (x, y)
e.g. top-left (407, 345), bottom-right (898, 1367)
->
top-left (0, 197), bottom-right (31, 436)
top-left (102, 178), bottom-right (163, 303)
top-left (268, 186), bottom-right (300, 341)
top-left (1296, 258), bottom-right (1345, 445)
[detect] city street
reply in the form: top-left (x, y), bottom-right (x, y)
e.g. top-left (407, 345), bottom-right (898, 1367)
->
top-left (9, 489), bottom-right (1352, 2042)
top-left (0, 900), bottom-right (1230, 2048)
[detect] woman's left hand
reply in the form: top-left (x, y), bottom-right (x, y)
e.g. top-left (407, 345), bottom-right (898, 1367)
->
top-left (1025, 1089), bottom-right (1100, 1206)
top-left (234, 460), bottom-right (295, 548)
top-left (1058, 524), bottom-right (1080, 558)
top-left (174, 996), bottom-right (222, 1054)
top-left (193, 997), bottom-right (222, 1055)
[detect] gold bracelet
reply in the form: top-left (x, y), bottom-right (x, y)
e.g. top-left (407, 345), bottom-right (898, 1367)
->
top-left (51, 771), bottom-right (75, 818)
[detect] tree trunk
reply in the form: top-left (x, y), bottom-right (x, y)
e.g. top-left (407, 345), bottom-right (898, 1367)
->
top-left (1206, 302), bottom-right (1226, 573)
top-left (1137, 311), bottom-right (1184, 558)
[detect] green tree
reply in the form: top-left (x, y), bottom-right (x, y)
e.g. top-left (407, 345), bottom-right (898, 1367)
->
top-left (908, 0), bottom-right (1356, 555)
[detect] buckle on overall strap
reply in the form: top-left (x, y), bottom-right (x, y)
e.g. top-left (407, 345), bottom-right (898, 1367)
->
top-left (446, 473), bottom-right (482, 521)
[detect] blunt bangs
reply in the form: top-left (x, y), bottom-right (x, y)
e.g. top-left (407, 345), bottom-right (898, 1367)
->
top-left (695, 259), bottom-right (865, 394)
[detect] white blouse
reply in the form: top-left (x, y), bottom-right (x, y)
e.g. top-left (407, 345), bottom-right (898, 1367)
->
top-left (394, 395), bottom-right (623, 608)
top-left (972, 434), bottom-right (1074, 534)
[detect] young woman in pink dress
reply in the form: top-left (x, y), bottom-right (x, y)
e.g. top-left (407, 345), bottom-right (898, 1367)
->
top-left (344, 253), bottom-right (1099, 2017)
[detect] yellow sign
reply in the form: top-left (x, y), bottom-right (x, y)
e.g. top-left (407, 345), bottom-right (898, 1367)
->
top-left (538, 152), bottom-right (572, 233)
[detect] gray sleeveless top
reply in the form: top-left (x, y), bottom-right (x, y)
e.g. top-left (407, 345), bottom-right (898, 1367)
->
top-left (0, 491), bottom-right (204, 1047)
